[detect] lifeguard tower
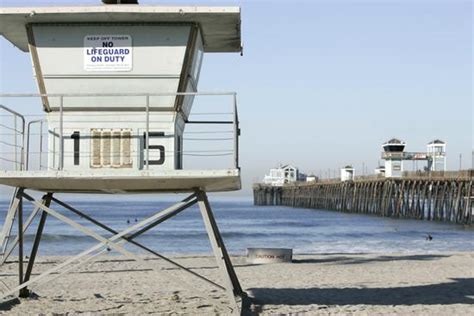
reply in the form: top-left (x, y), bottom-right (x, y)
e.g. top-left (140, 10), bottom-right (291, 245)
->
top-left (0, 1), bottom-right (247, 313)
top-left (381, 138), bottom-right (406, 177)
top-left (427, 139), bottom-right (446, 171)
top-left (381, 138), bottom-right (447, 177)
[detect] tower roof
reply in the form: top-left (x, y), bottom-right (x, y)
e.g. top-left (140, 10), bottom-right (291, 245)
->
top-left (384, 138), bottom-right (404, 144)
top-left (0, 5), bottom-right (242, 53)
top-left (428, 139), bottom-right (445, 145)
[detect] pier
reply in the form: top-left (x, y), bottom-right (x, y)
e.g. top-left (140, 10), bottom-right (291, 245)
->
top-left (253, 171), bottom-right (474, 225)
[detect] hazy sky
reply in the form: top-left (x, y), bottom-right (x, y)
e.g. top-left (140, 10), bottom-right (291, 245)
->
top-left (0, 0), bottom-right (472, 197)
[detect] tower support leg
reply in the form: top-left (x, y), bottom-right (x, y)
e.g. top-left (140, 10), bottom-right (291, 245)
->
top-left (1, 198), bottom-right (45, 265)
top-left (17, 191), bottom-right (24, 298)
top-left (196, 190), bottom-right (247, 314)
top-left (0, 188), bottom-right (23, 260)
top-left (19, 193), bottom-right (53, 298)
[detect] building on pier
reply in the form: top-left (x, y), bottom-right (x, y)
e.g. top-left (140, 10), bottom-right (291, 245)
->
top-left (374, 165), bottom-right (385, 176)
top-left (340, 165), bottom-right (355, 182)
top-left (427, 139), bottom-right (446, 171)
top-left (306, 175), bottom-right (317, 182)
top-left (382, 138), bottom-right (406, 177)
top-left (263, 164), bottom-right (299, 186)
top-left (381, 138), bottom-right (447, 177)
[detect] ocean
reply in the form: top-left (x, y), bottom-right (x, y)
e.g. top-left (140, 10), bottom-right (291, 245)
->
top-left (1, 197), bottom-right (473, 256)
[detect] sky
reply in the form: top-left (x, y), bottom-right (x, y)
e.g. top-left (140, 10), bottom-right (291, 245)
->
top-left (0, 0), bottom-right (472, 198)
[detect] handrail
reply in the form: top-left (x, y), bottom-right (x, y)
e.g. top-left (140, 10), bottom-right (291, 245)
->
top-left (0, 104), bottom-right (25, 170)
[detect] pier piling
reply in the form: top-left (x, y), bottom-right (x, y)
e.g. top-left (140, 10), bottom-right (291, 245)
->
top-left (253, 171), bottom-right (473, 224)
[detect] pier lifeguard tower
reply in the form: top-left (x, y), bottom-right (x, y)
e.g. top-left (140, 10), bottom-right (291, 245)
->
top-left (381, 138), bottom-right (406, 177)
top-left (0, 1), bottom-right (247, 312)
top-left (381, 138), bottom-right (448, 177)
top-left (427, 139), bottom-right (446, 171)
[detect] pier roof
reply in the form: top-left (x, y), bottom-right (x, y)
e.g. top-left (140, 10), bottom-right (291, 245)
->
top-left (0, 5), bottom-right (242, 53)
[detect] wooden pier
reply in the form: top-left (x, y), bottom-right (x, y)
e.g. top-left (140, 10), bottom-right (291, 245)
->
top-left (253, 170), bottom-right (474, 225)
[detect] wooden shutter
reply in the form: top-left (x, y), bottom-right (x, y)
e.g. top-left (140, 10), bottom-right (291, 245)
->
top-left (121, 130), bottom-right (132, 166)
top-left (91, 129), bottom-right (101, 167)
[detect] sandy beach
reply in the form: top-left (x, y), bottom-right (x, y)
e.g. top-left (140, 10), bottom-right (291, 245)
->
top-left (0, 252), bottom-right (472, 315)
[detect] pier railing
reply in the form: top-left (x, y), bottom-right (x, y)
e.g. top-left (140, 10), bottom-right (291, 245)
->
top-left (290, 170), bottom-right (473, 185)
top-left (401, 170), bottom-right (473, 179)
top-left (0, 92), bottom-right (240, 172)
top-left (381, 151), bottom-right (444, 160)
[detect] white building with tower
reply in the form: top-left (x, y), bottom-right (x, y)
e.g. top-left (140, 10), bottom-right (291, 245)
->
top-left (0, 1), bottom-right (247, 310)
top-left (263, 164), bottom-right (299, 186)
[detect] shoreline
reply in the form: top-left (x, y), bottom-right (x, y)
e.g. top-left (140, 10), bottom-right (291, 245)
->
top-left (1, 252), bottom-right (473, 315)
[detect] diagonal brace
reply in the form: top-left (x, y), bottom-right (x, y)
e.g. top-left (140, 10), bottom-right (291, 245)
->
top-left (0, 192), bottom-right (198, 299)
top-left (50, 196), bottom-right (225, 291)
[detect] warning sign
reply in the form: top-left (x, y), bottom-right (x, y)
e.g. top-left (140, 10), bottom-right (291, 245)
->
top-left (84, 35), bottom-right (132, 71)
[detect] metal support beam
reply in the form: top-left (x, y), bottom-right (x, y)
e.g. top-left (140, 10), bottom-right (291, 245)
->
top-left (50, 195), bottom-right (224, 291)
top-left (1, 193), bottom-right (199, 299)
top-left (17, 192), bottom-right (24, 297)
top-left (20, 193), bottom-right (53, 297)
top-left (0, 188), bottom-right (23, 260)
top-left (34, 196), bottom-right (203, 291)
top-left (196, 190), bottom-right (246, 314)
top-left (1, 202), bottom-right (42, 265)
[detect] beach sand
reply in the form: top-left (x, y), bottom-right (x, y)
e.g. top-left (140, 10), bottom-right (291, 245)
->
top-left (0, 252), bottom-right (473, 315)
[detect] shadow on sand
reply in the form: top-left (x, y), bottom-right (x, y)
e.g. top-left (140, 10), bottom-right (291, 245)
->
top-left (0, 297), bottom-right (21, 312)
top-left (248, 278), bottom-right (474, 307)
top-left (293, 254), bottom-right (449, 265)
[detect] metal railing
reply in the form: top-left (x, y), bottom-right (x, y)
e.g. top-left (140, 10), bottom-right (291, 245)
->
top-left (0, 105), bottom-right (25, 171)
top-left (0, 92), bottom-right (240, 172)
top-left (381, 151), bottom-right (444, 160)
top-left (26, 119), bottom-right (46, 170)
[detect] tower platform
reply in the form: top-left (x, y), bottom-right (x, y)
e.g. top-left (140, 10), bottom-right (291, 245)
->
top-left (0, 169), bottom-right (240, 193)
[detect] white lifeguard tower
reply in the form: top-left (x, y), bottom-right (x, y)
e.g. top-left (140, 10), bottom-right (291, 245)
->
top-left (427, 139), bottom-right (446, 171)
top-left (381, 138), bottom-right (406, 177)
top-left (340, 166), bottom-right (355, 182)
top-left (0, 1), bottom-right (247, 312)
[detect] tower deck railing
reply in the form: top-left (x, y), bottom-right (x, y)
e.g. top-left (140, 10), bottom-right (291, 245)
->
top-left (0, 92), bottom-right (240, 172)
top-left (0, 105), bottom-right (25, 171)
